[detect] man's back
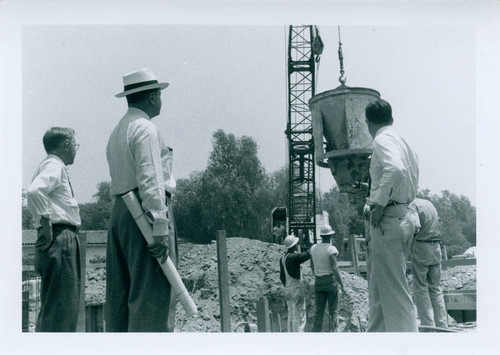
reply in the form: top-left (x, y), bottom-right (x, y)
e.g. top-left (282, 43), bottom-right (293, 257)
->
top-left (310, 243), bottom-right (338, 276)
top-left (107, 108), bottom-right (158, 195)
top-left (411, 198), bottom-right (441, 241)
top-left (369, 126), bottom-right (419, 205)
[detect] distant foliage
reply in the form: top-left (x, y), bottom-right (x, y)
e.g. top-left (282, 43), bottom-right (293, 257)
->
top-left (22, 189), bottom-right (33, 230)
top-left (417, 189), bottom-right (475, 257)
top-left (173, 130), bottom-right (287, 243)
top-left (79, 181), bottom-right (112, 230)
top-left (318, 188), bottom-right (475, 258)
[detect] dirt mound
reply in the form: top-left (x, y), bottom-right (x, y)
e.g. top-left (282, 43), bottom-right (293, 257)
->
top-left (441, 265), bottom-right (476, 291)
top-left (84, 238), bottom-right (476, 332)
top-left (173, 237), bottom-right (368, 332)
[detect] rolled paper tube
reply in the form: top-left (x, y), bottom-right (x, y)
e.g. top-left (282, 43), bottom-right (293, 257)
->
top-left (121, 191), bottom-right (198, 317)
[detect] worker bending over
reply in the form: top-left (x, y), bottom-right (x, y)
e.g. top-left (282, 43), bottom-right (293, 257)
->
top-left (279, 235), bottom-right (310, 332)
top-left (409, 198), bottom-right (448, 328)
top-left (310, 225), bottom-right (345, 332)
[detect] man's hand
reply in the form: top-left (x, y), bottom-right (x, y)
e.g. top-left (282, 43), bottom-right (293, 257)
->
top-left (36, 217), bottom-right (53, 251)
top-left (363, 204), bottom-right (371, 220)
top-left (370, 204), bottom-right (385, 229)
top-left (148, 235), bottom-right (169, 264)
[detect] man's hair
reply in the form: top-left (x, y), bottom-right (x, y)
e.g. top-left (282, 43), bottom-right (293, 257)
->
top-left (43, 127), bottom-right (75, 153)
top-left (126, 89), bottom-right (158, 104)
top-left (365, 99), bottom-right (393, 124)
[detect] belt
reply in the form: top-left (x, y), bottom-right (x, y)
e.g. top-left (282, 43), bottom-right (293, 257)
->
top-left (117, 187), bottom-right (171, 199)
top-left (52, 223), bottom-right (78, 233)
top-left (415, 239), bottom-right (440, 244)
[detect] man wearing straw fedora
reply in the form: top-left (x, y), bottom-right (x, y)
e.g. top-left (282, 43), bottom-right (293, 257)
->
top-left (279, 235), bottom-right (311, 332)
top-left (105, 68), bottom-right (174, 332)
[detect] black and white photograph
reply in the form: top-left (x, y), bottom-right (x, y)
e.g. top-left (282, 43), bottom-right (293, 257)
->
top-left (1, 1), bottom-right (500, 354)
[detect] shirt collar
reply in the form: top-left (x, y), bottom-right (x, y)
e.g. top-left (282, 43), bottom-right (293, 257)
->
top-left (374, 125), bottom-right (392, 138)
top-left (127, 107), bottom-right (150, 119)
top-left (46, 154), bottom-right (69, 171)
top-left (47, 154), bottom-right (64, 165)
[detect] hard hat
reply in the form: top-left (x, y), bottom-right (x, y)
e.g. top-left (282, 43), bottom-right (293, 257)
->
top-left (320, 225), bottom-right (336, 236)
top-left (283, 235), bottom-right (299, 249)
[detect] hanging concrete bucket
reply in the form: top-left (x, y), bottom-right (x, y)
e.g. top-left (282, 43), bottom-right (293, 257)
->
top-left (310, 85), bottom-right (380, 193)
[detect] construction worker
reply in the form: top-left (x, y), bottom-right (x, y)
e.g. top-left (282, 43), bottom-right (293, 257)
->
top-left (310, 225), bottom-right (345, 332)
top-left (279, 235), bottom-right (311, 332)
top-left (272, 225), bottom-right (281, 244)
top-left (364, 98), bottom-right (420, 332)
top-left (105, 68), bottom-right (172, 332)
top-left (27, 127), bottom-right (82, 332)
top-left (409, 198), bottom-right (448, 328)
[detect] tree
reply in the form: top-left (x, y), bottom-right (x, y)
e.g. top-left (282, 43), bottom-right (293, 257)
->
top-left (172, 172), bottom-right (207, 242)
top-left (417, 190), bottom-right (475, 257)
top-left (318, 187), bottom-right (365, 255)
top-left (79, 181), bottom-right (112, 230)
top-left (198, 130), bottom-right (266, 240)
top-left (172, 130), bottom-right (289, 243)
top-left (22, 189), bottom-right (33, 230)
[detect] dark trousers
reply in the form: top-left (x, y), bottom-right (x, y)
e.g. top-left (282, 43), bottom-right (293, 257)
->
top-left (105, 196), bottom-right (171, 332)
top-left (34, 225), bottom-right (81, 332)
top-left (313, 275), bottom-right (339, 332)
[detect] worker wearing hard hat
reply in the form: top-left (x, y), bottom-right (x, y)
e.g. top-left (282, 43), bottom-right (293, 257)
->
top-left (310, 225), bottom-right (345, 332)
top-left (279, 235), bottom-right (311, 332)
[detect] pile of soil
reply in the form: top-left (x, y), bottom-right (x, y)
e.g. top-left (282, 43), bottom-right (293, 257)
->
top-left (440, 265), bottom-right (476, 291)
top-left (173, 238), bottom-right (369, 332)
top-left (84, 238), bottom-right (477, 332)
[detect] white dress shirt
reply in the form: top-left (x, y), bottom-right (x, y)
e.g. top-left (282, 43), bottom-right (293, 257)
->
top-left (27, 154), bottom-right (81, 228)
top-left (107, 108), bottom-right (175, 236)
top-left (367, 125), bottom-right (419, 207)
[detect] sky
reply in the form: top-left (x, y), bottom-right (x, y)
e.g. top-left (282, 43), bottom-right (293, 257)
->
top-left (20, 24), bottom-right (476, 205)
top-left (2, 1), bottom-right (500, 354)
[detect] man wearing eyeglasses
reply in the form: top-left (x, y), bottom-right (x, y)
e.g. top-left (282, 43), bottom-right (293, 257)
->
top-left (27, 127), bottom-right (82, 332)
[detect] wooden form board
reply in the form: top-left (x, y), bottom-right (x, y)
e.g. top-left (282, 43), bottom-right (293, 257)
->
top-left (444, 289), bottom-right (476, 311)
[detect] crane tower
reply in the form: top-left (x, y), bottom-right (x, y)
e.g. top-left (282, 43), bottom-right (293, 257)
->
top-left (286, 25), bottom-right (322, 245)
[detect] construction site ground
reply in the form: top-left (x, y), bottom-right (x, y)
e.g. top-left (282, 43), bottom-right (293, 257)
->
top-left (81, 237), bottom-right (477, 332)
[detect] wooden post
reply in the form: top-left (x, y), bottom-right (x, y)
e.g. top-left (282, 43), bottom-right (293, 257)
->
top-left (216, 230), bottom-right (231, 332)
top-left (166, 196), bottom-right (178, 332)
top-left (349, 235), bottom-right (360, 276)
top-left (256, 298), bottom-right (271, 332)
top-left (77, 232), bottom-right (87, 332)
top-left (442, 244), bottom-right (448, 260)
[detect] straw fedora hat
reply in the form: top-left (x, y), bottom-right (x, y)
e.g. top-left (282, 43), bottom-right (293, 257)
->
top-left (319, 225), bottom-right (335, 236)
top-left (116, 68), bottom-right (169, 98)
top-left (283, 235), bottom-right (299, 249)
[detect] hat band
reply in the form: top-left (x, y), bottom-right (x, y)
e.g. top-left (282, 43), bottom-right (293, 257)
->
top-left (124, 80), bottom-right (159, 91)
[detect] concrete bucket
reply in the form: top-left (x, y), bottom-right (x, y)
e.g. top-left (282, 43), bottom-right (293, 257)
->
top-left (310, 86), bottom-right (380, 194)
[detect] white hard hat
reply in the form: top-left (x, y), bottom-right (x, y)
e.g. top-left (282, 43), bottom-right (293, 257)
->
top-left (283, 235), bottom-right (299, 249)
top-left (320, 225), bottom-right (335, 236)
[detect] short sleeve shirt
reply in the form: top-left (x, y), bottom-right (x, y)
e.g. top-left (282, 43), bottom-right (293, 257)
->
top-left (310, 243), bottom-right (339, 276)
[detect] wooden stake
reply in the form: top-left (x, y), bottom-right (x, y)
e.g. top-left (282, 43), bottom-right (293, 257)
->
top-left (257, 298), bottom-right (271, 332)
top-left (216, 230), bottom-right (231, 332)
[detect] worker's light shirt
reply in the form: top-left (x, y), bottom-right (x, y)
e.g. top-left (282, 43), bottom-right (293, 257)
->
top-left (310, 243), bottom-right (338, 276)
top-left (27, 154), bottom-right (81, 228)
top-left (409, 198), bottom-right (441, 241)
top-left (107, 108), bottom-right (175, 236)
top-left (367, 126), bottom-right (419, 207)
